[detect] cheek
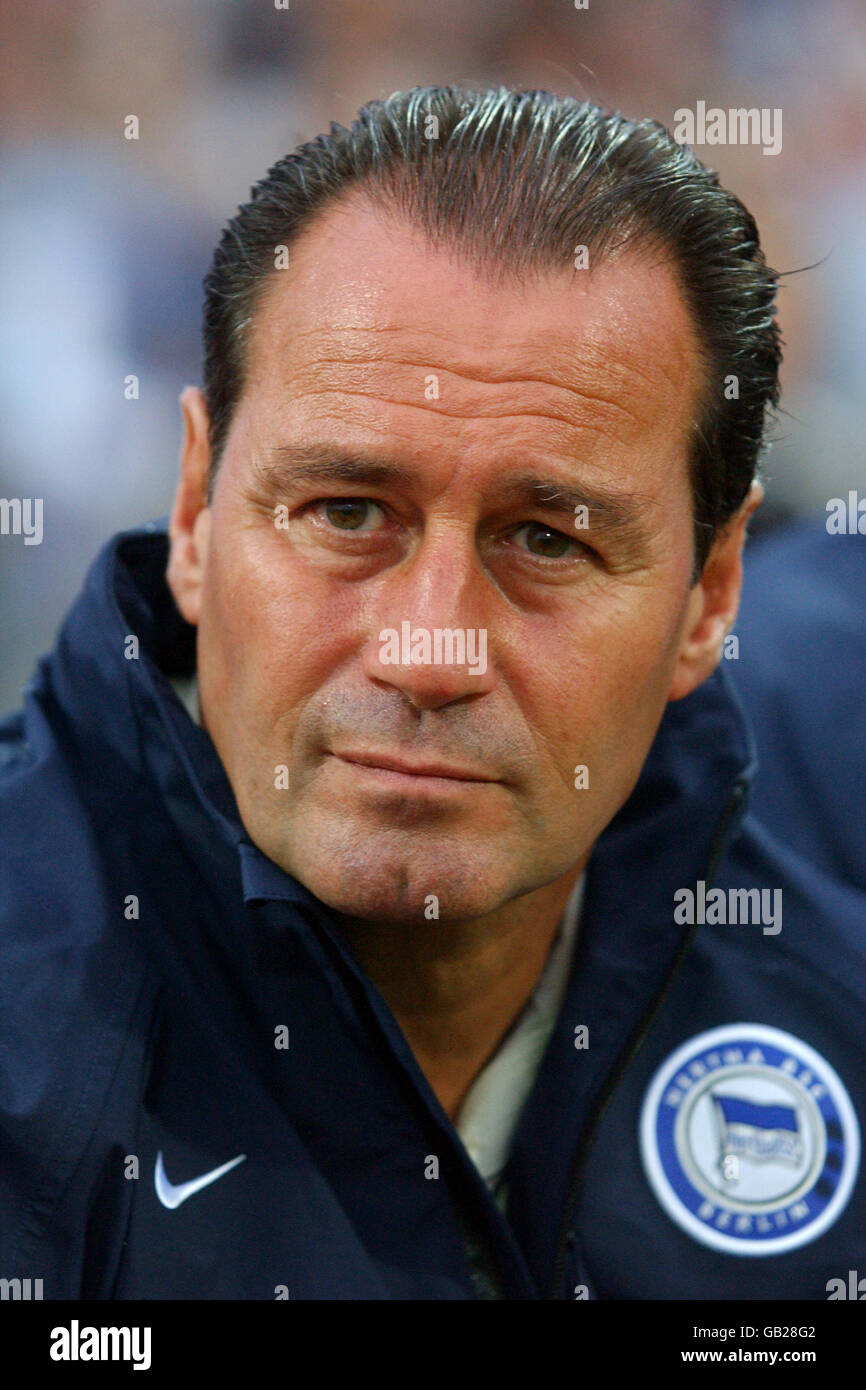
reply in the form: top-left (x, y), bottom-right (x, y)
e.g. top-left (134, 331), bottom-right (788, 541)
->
top-left (200, 531), bottom-right (351, 731)
top-left (521, 599), bottom-right (683, 775)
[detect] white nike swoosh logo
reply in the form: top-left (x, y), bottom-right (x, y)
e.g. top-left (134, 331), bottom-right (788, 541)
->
top-left (154, 1150), bottom-right (246, 1209)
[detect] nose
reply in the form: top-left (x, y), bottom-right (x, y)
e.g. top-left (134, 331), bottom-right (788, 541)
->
top-left (361, 526), bottom-right (496, 710)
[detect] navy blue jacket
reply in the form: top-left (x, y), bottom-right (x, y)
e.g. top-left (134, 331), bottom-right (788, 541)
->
top-left (1, 520), bottom-right (864, 1299)
top-left (734, 521), bottom-right (866, 893)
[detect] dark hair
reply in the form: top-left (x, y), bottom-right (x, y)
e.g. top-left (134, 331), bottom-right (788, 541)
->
top-left (202, 84), bottom-right (782, 576)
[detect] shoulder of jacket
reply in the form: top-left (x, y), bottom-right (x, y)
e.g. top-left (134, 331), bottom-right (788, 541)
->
top-left (715, 811), bottom-right (866, 992)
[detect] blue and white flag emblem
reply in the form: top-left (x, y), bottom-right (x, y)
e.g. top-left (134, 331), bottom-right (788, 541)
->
top-left (712, 1094), bottom-right (802, 1166)
top-left (640, 1024), bottom-right (860, 1256)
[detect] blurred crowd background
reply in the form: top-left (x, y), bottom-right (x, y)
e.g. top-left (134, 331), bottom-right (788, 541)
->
top-left (2, 0), bottom-right (864, 714)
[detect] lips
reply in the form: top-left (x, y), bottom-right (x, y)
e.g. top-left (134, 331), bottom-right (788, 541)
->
top-left (332, 750), bottom-right (496, 782)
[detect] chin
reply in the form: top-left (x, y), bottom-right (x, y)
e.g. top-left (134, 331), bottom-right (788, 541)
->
top-left (287, 837), bottom-right (513, 926)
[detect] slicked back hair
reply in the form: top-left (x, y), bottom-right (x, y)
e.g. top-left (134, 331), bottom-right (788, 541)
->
top-left (202, 84), bottom-right (782, 577)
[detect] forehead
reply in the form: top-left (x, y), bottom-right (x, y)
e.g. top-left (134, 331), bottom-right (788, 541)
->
top-left (240, 194), bottom-right (703, 475)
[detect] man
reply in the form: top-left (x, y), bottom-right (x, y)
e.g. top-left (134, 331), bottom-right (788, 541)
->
top-left (1, 85), bottom-right (862, 1300)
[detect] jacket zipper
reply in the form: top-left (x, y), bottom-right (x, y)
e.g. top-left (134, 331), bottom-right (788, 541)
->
top-left (548, 776), bottom-right (749, 1298)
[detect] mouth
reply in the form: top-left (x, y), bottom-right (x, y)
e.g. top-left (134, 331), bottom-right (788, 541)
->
top-left (330, 750), bottom-right (498, 786)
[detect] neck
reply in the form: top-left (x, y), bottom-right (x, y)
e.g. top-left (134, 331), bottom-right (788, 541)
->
top-left (336, 862), bottom-right (586, 1121)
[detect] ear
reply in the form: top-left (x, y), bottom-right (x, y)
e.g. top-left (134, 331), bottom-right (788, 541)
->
top-left (166, 386), bottom-right (213, 627)
top-left (667, 480), bottom-right (763, 702)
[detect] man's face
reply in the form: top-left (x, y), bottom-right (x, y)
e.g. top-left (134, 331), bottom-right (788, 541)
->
top-left (171, 196), bottom-right (711, 925)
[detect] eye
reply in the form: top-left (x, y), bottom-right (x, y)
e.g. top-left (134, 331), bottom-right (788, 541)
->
top-left (317, 498), bottom-right (386, 532)
top-left (513, 521), bottom-right (590, 560)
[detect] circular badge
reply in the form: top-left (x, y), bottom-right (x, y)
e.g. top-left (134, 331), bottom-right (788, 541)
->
top-left (639, 1024), bottom-right (860, 1256)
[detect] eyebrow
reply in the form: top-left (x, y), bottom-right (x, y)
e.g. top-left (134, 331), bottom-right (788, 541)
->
top-left (253, 444), bottom-right (656, 555)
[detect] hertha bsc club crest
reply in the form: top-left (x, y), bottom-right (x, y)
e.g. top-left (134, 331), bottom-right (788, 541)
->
top-left (639, 1024), bottom-right (860, 1256)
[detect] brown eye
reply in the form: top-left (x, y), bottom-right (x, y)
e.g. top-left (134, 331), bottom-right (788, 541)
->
top-left (321, 499), bottom-right (383, 531)
top-left (517, 522), bottom-right (577, 559)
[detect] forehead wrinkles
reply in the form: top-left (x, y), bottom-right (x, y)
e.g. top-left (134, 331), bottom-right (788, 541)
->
top-left (255, 320), bottom-right (696, 449)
